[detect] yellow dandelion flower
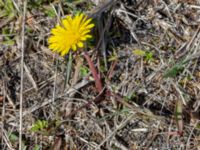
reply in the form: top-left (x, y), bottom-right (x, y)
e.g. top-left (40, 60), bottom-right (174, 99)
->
top-left (48, 13), bottom-right (94, 56)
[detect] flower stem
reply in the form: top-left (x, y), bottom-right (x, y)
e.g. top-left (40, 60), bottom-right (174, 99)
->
top-left (83, 51), bottom-right (103, 93)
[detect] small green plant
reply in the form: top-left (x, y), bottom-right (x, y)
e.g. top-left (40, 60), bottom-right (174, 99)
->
top-left (44, 6), bottom-right (56, 18)
top-left (2, 27), bottom-right (15, 46)
top-left (145, 51), bottom-right (154, 61)
top-left (9, 132), bottom-right (26, 149)
top-left (108, 50), bottom-right (118, 62)
top-left (0, 0), bottom-right (15, 18)
top-left (31, 120), bottom-right (48, 132)
top-left (132, 49), bottom-right (154, 62)
top-left (9, 133), bottom-right (18, 142)
top-left (80, 66), bottom-right (89, 77)
top-left (164, 60), bottom-right (186, 78)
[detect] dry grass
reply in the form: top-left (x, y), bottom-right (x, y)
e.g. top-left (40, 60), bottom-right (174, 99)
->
top-left (0, 0), bottom-right (200, 149)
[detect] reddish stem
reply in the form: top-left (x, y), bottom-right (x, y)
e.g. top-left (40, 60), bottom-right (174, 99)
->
top-left (83, 51), bottom-right (103, 93)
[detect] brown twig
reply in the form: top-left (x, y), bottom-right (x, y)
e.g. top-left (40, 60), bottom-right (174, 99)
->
top-left (107, 59), bottom-right (118, 80)
top-left (65, 89), bottom-right (105, 118)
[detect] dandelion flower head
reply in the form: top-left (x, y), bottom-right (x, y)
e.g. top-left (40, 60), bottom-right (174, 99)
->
top-left (48, 13), bottom-right (94, 56)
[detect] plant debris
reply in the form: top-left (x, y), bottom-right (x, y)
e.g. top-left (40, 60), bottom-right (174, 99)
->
top-left (0, 0), bottom-right (200, 149)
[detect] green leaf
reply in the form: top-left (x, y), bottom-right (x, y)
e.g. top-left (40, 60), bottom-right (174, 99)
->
top-left (3, 0), bottom-right (15, 17)
top-left (0, 0), bottom-right (4, 6)
top-left (108, 50), bottom-right (118, 62)
top-left (80, 66), bottom-right (89, 77)
top-left (2, 39), bottom-right (15, 46)
top-left (44, 6), bottom-right (56, 18)
top-left (31, 120), bottom-right (48, 132)
top-left (132, 49), bottom-right (146, 56)
top-left (164, 63), bottom-right (184, 78)
top-left (145, 52), bottom-right (154, 61)
top-left (9, 132), bottom-right (26, 149)
top-left (33, 144), bottom-right (40, 150)
top-left (9, 133), bottom-right (18, 142)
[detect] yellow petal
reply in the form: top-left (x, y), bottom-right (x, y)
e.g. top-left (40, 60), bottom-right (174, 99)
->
top-left (80, 18), bottom-right (92, 28)
top-left (77, 42), bottom-right (84, 48)
top-left (79, 15), bottom-right (88, 26)
top-left (74, 13), bottom-right (84, 28)
top-left (81, 30), bottom-right (90, 36)
top-left (84, 35), bottom-right (92, 39)
top-left (80, 35), bottom-right (92, 41)
top-left (62, 19), bottom-right (71, 29)
top-left (72, 44), bottom-right (77, 51)
top-left (61, 47), bottom-right (70, 56)
top-left (49, 44), bottom-right (56, 50)
top-left (79, 25), bottom-right (94, 33)
top-left (84, 23), bottom-right (95, 29)
top-left (80, 37), bottom-right (86, 41)
top-left (48, 37), bottom-right (58, 43)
